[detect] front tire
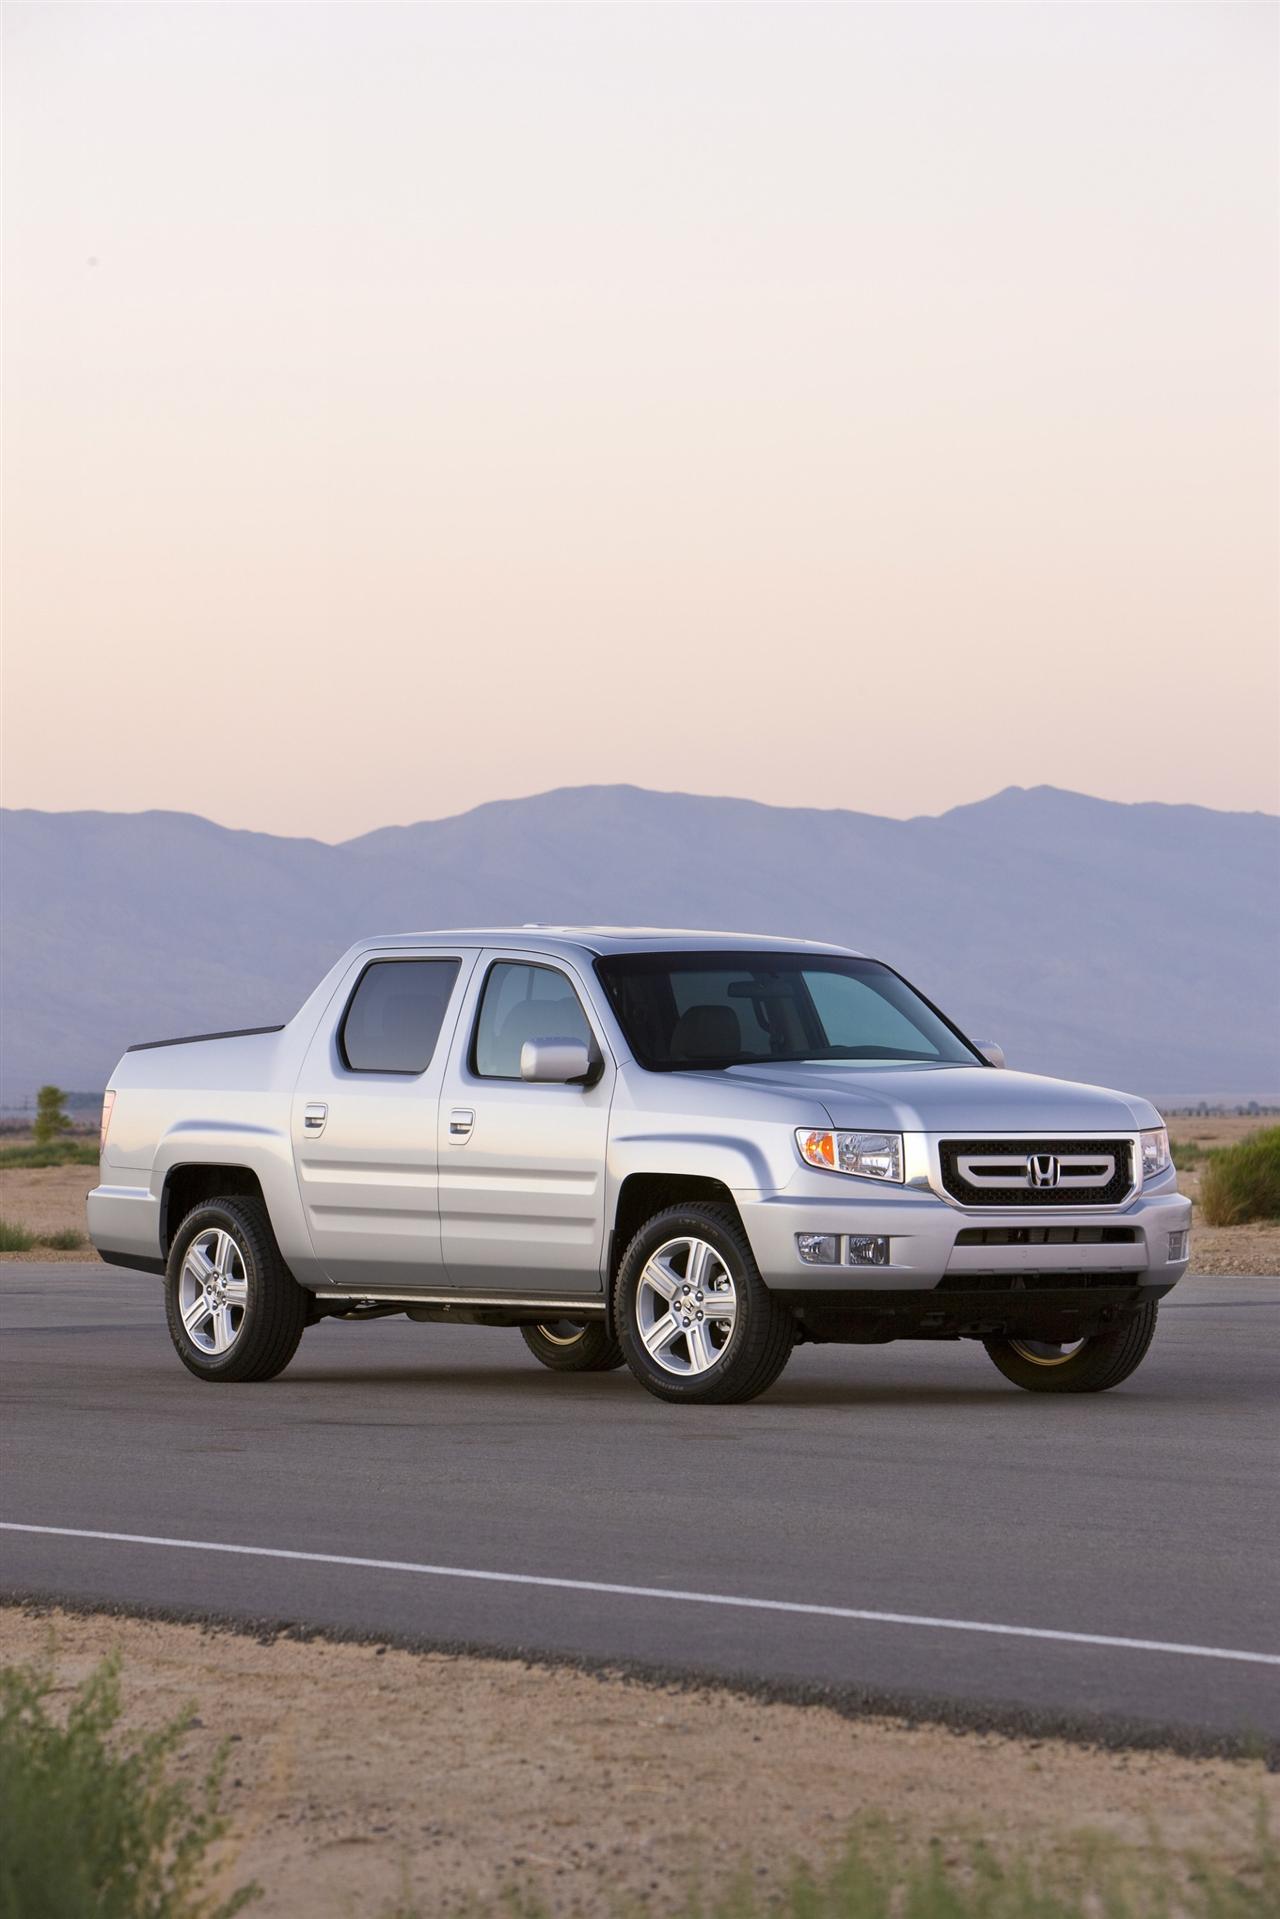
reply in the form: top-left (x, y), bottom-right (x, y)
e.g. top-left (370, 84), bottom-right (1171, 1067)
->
top-left (520, 1320), bottom-right (625, 1373)
top-left (164, 1196), bottom-right (308, 1383)
top-left (615, 1203), bottom-right (795, 1404)
top-left (983, 1300), bottom-right (1158, 1393)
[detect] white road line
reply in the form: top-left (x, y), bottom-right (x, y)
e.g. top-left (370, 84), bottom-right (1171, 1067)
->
top-left (3, 1521), bottom-right (1277, 1669)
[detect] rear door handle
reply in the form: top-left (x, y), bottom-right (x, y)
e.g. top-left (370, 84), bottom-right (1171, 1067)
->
top-left (448, 1107), bottom-right (474, 1139)
top-left (304, 1102), bottom-right (328, 1135)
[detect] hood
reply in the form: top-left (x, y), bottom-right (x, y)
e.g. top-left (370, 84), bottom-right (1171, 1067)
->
top-left (718, 1061), bottom-right (1161, 1134)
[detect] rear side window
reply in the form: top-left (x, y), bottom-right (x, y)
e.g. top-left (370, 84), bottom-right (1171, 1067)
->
top-left (339, 959), bottom-right (461, 1074)
top-left (473, 961), bottom-right (594, 1079)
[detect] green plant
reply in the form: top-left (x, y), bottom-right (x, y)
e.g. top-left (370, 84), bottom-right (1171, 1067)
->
top-left (0, 1220), bottom-right (36, 1253)
top-left (0, 1652), bottom-right (257, 1919)
top-left (0, 1140), bottom-right (100, 1167)
top-left (1169, 1138), bottom-right (1206, 1170)
top-left (1199, 1127), bottom-right (1280, 1227)
top-left (32, 1085), bottom-right (73, 1149)
top-left (41, 1227), bottom-right (87, 1250)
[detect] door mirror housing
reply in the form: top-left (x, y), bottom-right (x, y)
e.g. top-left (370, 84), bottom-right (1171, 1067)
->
top-left (975, 1041), bottom-right (1006, 1069)
top-left (520, 1037), bottom-right (595, 1084)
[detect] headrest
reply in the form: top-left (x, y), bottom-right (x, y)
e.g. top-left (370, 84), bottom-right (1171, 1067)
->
top-left (670, 1003), bottom-right (740, 1061)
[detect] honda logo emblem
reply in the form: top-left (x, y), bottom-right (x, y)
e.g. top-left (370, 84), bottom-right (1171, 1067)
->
top-left (1027, 1152), bottom-right (1060, 1188)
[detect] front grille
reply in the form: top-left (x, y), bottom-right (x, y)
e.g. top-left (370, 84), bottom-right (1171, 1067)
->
top-left (939, 1138), bottom-right (1134, 1208)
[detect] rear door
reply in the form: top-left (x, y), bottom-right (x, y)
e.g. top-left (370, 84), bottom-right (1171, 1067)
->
top-left (437, 950), bottom-right (615, 1294)
top-left (291, 948), bottom-right (478, 1289)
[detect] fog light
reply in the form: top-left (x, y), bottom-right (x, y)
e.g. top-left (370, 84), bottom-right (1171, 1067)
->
top-left (847, 1235), bottom-right (890, 1267)
top-left (1167, 1229), bottom-right (1189, 1262)
top-left (796, 1233), bottom-right (840, 1265)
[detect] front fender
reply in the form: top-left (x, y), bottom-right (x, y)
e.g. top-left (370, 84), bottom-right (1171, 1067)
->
top-left (607, 1127), bottom-right (778, 1194)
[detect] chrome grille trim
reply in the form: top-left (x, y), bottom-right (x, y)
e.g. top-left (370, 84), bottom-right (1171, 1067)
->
top-left (934, 1135), bottom-right (1137, 1210)
top-left (954, 1151), bottom-right (1117, 1190)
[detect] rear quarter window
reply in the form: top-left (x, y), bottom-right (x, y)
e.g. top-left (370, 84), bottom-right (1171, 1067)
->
top-left (339, 959), bottom-right (461, 1074)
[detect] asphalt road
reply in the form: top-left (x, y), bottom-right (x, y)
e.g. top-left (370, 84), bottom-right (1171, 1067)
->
top-left (2, 1264), bottom-right (1277, 1747)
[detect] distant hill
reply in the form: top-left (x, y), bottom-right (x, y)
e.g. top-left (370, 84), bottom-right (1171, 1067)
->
top-left (2, 785), bottom-right (1276, 1099)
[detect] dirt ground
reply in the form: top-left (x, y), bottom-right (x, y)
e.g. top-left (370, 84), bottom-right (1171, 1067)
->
top-left (2, 1119), bottom-right (1276, 1273)
top-left (2, 1606), bottom-right (1273, 1918)
top-left (0, 1162), bottom-right (95, 1251)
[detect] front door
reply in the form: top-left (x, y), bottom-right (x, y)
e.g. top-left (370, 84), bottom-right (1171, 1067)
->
top-left (291, 949), bottom-right (478, 1289)
top-left (437, 953), bottom-right (614, 1294)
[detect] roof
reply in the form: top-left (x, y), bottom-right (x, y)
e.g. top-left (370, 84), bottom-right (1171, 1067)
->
top-left (348, 927), bottom-right (862, 961)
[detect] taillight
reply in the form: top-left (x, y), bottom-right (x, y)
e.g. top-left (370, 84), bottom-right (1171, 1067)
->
top-left (100, 1090), bottom-right (116, 1154)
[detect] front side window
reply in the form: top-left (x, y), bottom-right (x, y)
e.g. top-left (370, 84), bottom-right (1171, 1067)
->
top-left (473, 962), bottom-right (595, 1080)
top-left (339, 959), bottom-right (461, 1073)
top-left (594, 952), bottom-right (979, 1071)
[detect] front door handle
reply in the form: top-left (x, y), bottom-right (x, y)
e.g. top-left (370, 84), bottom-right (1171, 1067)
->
top-left (448, 1107), bottom-right (474, 1139)
top-left (303, 1102), bottom-right (328, 1135)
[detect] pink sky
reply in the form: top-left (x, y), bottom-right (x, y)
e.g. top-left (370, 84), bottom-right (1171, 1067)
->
top-left (3, 2), bottom-right (1277, 840)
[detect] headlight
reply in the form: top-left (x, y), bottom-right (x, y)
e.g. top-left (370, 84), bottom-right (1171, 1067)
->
top-left (796, 1129), bottom-right (904, 1182)
top-left (1140, 1127), bottom-right (1170, 1180)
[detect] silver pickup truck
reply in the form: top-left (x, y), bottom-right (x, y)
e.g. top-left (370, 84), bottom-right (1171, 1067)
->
top-left (89, 928), bottom-right (1191, 1404)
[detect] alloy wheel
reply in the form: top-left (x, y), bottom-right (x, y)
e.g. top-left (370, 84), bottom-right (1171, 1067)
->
top-left (1007, 1336), bottom-right (1089, 1367)
top-left (635, 1235), bottom-right (738, 1376)
top-left (178, 1228), bottom-right (249, 1355)
top-left (533, 1320), bottom-right (588, 1346)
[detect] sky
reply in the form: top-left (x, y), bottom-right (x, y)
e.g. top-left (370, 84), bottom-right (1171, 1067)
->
top-left (3, 2), bottom-right (1277, 842)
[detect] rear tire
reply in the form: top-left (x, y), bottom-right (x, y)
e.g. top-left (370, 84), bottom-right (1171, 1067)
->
top-left (983, 1300), bottom-right (1158, 1393)
top-left (164, 1195), bottom-right (307, 1383)
top-left (520, 1321), bottom-right (625, 1372)
top-left (615, 1202), bottom-right (795, 1404)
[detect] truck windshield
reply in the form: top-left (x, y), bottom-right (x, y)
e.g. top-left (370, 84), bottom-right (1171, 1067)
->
top-left (594, 952), bottom-right (981, 1071)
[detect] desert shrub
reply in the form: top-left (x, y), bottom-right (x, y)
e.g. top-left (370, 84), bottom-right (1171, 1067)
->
top-left (1199, 1127), bottom-right (1280, 1227)
top-left (41, 1227), bottom-right (87, 1250)
top-left (0, 1653), bottom-right (256, 1919)
top-left (0, 1220), bottom-right (36, 1253)
top-left (0, 1140), bottom-right (100, 1168)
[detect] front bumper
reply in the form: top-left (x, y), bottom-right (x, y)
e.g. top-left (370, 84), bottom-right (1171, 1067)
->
top-left (739, 1173), bottom-right (1192, 1294)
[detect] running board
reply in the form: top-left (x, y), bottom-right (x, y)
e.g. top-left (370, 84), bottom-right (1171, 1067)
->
top-left (313, 1289), bottom-right (607, 1316)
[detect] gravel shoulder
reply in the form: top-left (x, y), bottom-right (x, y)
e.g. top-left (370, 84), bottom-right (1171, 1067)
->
top-left (3, 1604), bottom-right (1274, 1919)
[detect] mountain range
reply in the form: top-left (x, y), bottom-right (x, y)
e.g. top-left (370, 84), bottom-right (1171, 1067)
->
top-left (2, 785), bottom-right (1276, 1101)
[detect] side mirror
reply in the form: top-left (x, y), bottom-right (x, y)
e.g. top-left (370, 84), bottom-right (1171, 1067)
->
top-left (975, 1041), bottom-right (1006, 1069)
top-left (520, 1037), bottom-right (594, 1084)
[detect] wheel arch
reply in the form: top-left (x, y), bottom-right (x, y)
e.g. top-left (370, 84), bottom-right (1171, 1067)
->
top-left (161, 1163), bottom-right (267, 1257)
top-left (607, 1173), bottom-right (746, 1332)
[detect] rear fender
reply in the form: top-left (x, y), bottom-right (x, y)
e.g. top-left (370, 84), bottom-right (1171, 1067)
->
top-left (153, 1119), bottom-right (319, 1283)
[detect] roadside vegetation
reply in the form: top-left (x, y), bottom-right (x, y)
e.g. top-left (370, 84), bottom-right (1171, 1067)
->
top-left (0, 1653), bottom-right (256, 1919)
top-left (0, 1139), bottom-right (99, 1168)
top-left (2, 1643), bottom-right (1273, 1919)
top-left (1198, 1127), bottom-right (1280, 1228)
top-left (0, 1218), bottom-right (86, 1252)
top-left (32, 1083), bottom-right (74, 1148)
top-left (464, 1816), bottom-right (1280, 1919)
top-left (0, 1084), bottom-right (98, 1166)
